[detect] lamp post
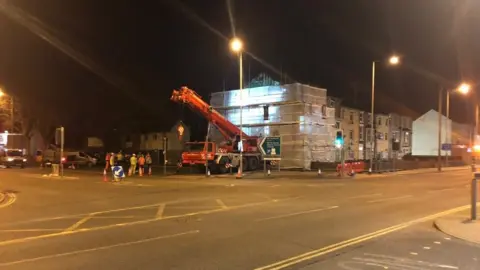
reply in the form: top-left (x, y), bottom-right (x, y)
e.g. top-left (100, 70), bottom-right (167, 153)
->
top-left (445, 83), bottom-right (471, 166)
top-left (369, 55), bottom-right (400, 173)
top-left (230, 37), bottom-right (244, 178)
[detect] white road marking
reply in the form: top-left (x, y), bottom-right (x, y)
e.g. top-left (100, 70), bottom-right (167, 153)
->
top-left (444, 237), bottom-right (451, 240)
top-left (0, 230), bottom-right (199, 266)
top-left (367, 195), bottom-right (413, 203)
top-left (254, 204), bottom-right (473, 270)
top-left (256, 206), bottom-right (338, 222)
top-left (155, 204), bottom-right (165, 218)
top-left (347, 193), bottom-right (382, 199)
top-left (434, 241), bottom-right (441, 244)
top-left (423, 246), bottom-right (431, 250)
top-left (409, 252), bottom-right (418, 255)
top-left (216, 199), bottom-right (227, 209)
top-left (427, 188), bottom-right (457, 193)
top-left (64, 213), bottom-right (95, 232)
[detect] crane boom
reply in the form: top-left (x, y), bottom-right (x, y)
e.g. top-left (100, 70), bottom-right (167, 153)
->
top-left (171, 86), bottom-right (249, 140)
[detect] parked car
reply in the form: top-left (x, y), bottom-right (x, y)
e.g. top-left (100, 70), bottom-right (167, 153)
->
top-left (0, 149), bottom-right (27, 168)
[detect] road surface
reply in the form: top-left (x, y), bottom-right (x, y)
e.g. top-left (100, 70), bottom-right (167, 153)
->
top-left (0, 167), bottom-right (478, 269)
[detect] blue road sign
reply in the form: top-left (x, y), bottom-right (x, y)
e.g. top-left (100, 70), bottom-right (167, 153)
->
top-left (441, 143), bottom-right (452, 151)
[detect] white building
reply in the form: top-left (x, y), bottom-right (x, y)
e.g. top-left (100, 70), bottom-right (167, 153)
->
top-left (412, 110), bottom-right (456, 156)
top-left (210, 83), bottom-right (337, 169)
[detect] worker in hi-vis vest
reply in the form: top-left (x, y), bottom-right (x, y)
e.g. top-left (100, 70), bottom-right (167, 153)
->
top-left (129, 154), bottom-right (137, 176)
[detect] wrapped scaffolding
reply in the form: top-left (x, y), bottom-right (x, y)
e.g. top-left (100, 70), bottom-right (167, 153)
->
top-left (210, 83), bottom-right (337, 170)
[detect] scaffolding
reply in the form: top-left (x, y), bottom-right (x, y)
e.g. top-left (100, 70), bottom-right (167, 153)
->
top-left (210, 83), bottom-right (336, 170)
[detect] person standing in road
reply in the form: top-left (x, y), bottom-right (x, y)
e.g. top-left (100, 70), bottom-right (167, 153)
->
top-left (104, 152), bottom-right (111, 175)
top-left (138, 154), bottom-right (145, 176)
top-left (129, 154), bottom-right (137, 176)
top-left (109, 152), bottom-right (116, 168)
top-left (145, 153), bottom-right (152, 176)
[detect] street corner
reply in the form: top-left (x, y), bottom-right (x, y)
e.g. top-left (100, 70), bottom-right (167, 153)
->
top-left (434, 212), bottom-right (480, 245)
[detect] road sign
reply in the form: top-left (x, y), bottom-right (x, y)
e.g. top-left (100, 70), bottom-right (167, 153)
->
top-left (260, 136), bottom-right (281, 156)
top-left (441, 143), bottom-right (452, 151)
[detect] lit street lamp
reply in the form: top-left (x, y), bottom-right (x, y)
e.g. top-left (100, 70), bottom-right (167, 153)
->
top-left (444, 83), bottom-right (471, 166)
top-left (369, 55), bottom-right (400, 173)
top-left (230, 37), bottom-right (244, 178)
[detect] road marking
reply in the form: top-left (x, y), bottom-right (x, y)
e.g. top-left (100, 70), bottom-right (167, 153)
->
top-left (253, 204), bottom-right (474, 270)
top-left (64, 213), bottom-right (95, 232)
top-left (367, 195), bottom-right (413, 203)
top-left (427, 188), bottom-right (457, 193)
top-left (216, 199), bottom-right (227, 209)
top-left (0, 193), bottom-right (16, 209)
top-left (0, 229), bottom-right (63, 232)
top-left (256, 206), bottom-right (339, 222)
top-left (347, 193), bottom-right (382, 199)
top-left (156, 204), bottom-right (165, 218)
top-left (423, 246), bottom-right (431, 250)
top-left (0, 196), bottom-right (298, 247)
top-left (0, 230), bottom-right (199, 267)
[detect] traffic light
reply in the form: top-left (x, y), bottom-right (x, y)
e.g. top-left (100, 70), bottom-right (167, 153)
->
top-left (335, 130), bottom-right (344, 148)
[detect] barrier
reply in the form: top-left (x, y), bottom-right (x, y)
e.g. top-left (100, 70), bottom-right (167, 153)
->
top-left (336, 161), bottom-right (365, 175)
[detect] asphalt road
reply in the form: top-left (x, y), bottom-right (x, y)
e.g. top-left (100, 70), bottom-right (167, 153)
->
top-left (0, 167), bottom-right (478, 269)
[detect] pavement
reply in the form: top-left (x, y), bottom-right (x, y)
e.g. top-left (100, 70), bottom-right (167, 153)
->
top-left (434, 212), bottom-right (480, 245)
top-left (0, 166), bottom-right (478, 269)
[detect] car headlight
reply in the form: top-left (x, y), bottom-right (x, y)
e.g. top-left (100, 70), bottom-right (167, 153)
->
top-left (7, 158), bottom-right (14, 162)
top-left (23, 159), bottom-right (27, 162)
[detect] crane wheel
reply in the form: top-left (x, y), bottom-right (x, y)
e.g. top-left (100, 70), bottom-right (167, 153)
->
top-left (247, 157), bottom-right (259, 171)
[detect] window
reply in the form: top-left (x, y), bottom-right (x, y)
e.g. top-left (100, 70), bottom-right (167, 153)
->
top-left (384, 133), bottom-right (388, 141)
top-left (335, 121), bottom-right (340, 129)
top-left (366, 130), bottom-right (371, 142)
top-left (359, 113), bottom-right (364, 123)
top-left (349, 130), bottom-right (353, 139)
top-left (153, 134), bottom-right (158, 140)
top-left (404, 132), bottom-right (409, 144)
top-left (376, 132), bottom-right (384, 140)
top-left (264, 105), bottom-right (270, 120)
top-left (349, 112), bottom-right (354, 122)
top-left (377, 117), bottom-right (382, 126)
top-left (340, 109), bottom-right (345, 119)
top-left (359, 127), bottom-right (364, 141)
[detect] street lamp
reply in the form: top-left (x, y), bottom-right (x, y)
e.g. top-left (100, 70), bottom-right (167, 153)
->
top-left (230, 37), bottom-right (244, 178)
top-left (444, 83), bottom-right (471, 166)
top-left (369, 55), bottom-right (400, 173)
top-left (0, 89), bottom-right (4, 97)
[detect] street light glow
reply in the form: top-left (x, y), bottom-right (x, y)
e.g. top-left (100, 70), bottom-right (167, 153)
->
top-left (0, 90), bottom-right (3, 97)
top-left (389, 55), bottom-right (400, 65)
top-left (458, 83), bottom-right (471, 94)
top-left (230, 38), bottom-right (243, 53)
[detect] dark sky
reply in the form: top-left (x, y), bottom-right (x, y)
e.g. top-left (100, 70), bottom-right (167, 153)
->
top-left (0, 0), bottom-right (479, 144)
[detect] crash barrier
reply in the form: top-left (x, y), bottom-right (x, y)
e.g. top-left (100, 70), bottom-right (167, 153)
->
top-left (336, 161), bottom-right (365, 174)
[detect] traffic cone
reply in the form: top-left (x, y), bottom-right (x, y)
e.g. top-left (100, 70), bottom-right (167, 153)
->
top-left (317, 169), bottom-right (322, 176)
top-left (267, 169), bottom-right (271, 176)
top-left (103, 174), bottom-right (109, 182)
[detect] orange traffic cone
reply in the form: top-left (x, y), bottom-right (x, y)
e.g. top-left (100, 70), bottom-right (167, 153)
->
top-left (103, 174), bottom-right (109, 182)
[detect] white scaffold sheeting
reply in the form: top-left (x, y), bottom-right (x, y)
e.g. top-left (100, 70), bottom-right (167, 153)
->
top-left (210, 83), bottom-right (337, 170)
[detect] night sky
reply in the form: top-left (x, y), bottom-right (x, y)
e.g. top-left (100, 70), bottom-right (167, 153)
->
top-left (0, 0), bottom-right (478, 146)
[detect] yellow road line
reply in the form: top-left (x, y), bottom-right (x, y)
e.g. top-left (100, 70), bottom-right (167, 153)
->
top-left (0, 230), bottom-right (199, 267)
top-left (64, 213), bottom-right (95, 232)
top-left (0, 196), bottom-right (297, 247)
top-left (256, 206), bottom-right (339, 222)
top-left (216, 199), bottom-right (227, 209)
top-left (254, 204), bottom-right (474, 270)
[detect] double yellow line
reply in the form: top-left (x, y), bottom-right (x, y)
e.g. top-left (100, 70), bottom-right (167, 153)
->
top-left (255, 204), bottom-right (473, 270)
top-left (0, 193), bottom-right (16, 209)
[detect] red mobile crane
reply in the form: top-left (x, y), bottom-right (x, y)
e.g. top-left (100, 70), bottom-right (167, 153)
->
top-left (171, 86), bottom-right (262, 173)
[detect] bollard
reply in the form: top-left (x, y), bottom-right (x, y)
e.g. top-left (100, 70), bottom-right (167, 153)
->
top-left (317, 169), bottom-right (322, 177)
top-left (472, 172), bottom-right (480, 220)
top-left (267, 169), bottom-right (271, 176)
top-left (368, 167), bottom-right (372, 174)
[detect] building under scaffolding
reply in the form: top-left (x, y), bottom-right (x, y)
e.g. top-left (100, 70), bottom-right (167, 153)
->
top-left (210, 83), bottom-right (337, 170)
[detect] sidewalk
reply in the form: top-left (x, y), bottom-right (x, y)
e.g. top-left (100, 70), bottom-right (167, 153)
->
top-left (434, 210), bottom-right (480, 245)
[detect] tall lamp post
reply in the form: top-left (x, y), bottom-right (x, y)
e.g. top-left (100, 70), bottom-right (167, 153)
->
top-left (445, 83), bottom-right (471, 166)
top-left (369, 55), bottom-right (400, 173)
top-left (0, 89), bottom-right (14, 133)
top-left (230, 37), bottom-right (244, 178)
